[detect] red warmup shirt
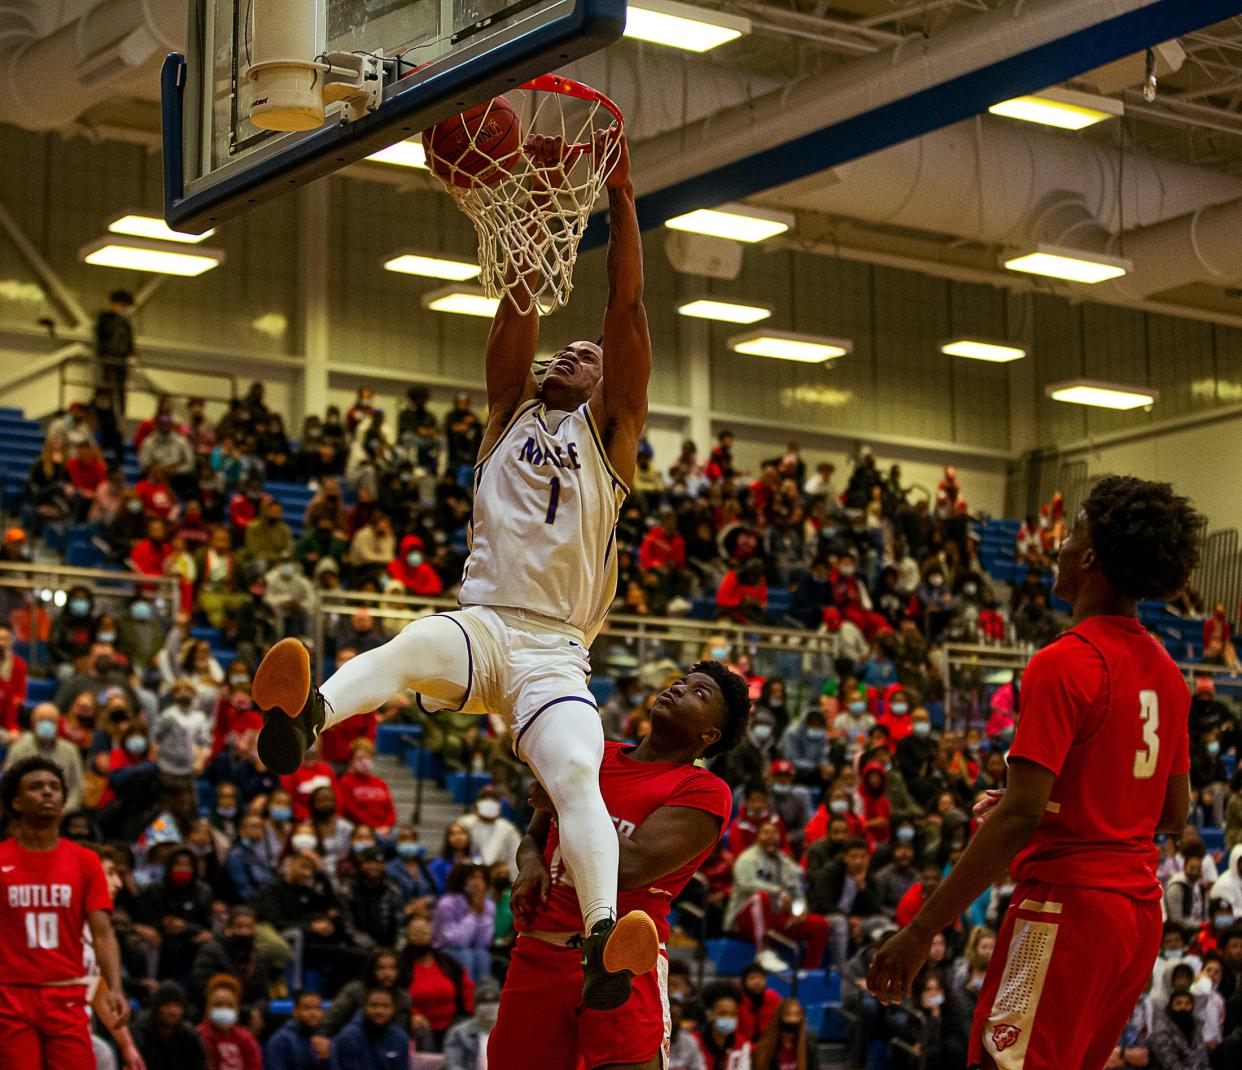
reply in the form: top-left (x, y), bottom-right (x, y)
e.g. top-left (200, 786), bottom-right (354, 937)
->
top-left (727, 808), bottom-right (789, 857)
top-left (1008, 616), bottom-right (1190, 900)
top-left (408, 958), bottom-right (474, 1032)
top-left (737, 987), bottom-right (782, 1043)
top-left (130, 537), bottom-right (173, 576)
top-left (0, 654), bottom-right (28, 733)
top-left (67, 457), bottom-right (107, 494)
top-left (0, 838), bottom-right (112, 984)
top-left (319, 711), bottom-right (377, 766)
top-left (717, 572), bottom-right (768, 612)
top-left (523, 742), bottom-right (733, 941)
top-left (134, 479), bottom-right (177, 520)
top-left (337, 771), bottom-right (397, 829)
top-left (197, 1022), bottom-right (263, 1070)
top-left (639, 527), bottom-right (687, 571)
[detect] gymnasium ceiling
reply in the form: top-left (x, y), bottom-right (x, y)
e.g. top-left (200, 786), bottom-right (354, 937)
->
top-left (10, 1), bottom-right (1242, 323)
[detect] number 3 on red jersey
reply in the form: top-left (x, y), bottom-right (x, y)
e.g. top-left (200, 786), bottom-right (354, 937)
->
top-left (1133, 690), bottom-right (1160, 780)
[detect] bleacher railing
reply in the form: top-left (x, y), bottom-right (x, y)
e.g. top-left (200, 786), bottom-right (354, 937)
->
top-left (0, 561), bottom-right (178, 671)
top-left (945, 640), bottom-right (1242, 733)
top-left (312, 590), bottom-right (840, 705)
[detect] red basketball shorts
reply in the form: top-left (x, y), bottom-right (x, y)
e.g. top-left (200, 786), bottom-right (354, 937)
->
top-left (488, 934), bottom-right (669, 1070)
top-left (968, 880), bottom-right (1162, 1070)
top-left (0, 984), bottom-right (94, 1070)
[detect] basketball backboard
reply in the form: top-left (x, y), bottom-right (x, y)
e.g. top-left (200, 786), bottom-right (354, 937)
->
top-left (162, 0), bottom-right (625, 231)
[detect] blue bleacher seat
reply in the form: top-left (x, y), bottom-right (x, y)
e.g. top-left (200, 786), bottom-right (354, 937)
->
top-left (446, 771), bottom-right (492, 803)
top-left (26, 677), bottom-right (57, 704)
top-left (588, 677), bottom-right (616, 706)
top-left (1201, 827), bottom-right (1225, 854)
top-left (375, 722), bottom-right (422, 756)
top-left (705, 938), bottom-right (755, 976)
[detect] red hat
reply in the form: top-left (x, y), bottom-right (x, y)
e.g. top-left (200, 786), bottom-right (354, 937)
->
top-left (822, 606), bottom-right (842, 631)
top-left (3, 527), bottom-right (25, 544)
top-left (770, 758), bottom-right (794, 777)
top-left (1195, 676), bottom-right (1216, 696)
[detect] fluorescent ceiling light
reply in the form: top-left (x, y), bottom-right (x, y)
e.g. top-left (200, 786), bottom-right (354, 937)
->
top-left (625, 0), bottom-right (750, 52)
top-left (384, 253), bottom-right (481, 281)
top-left (79, 236), bottom-right (224, 277)
top-left (665, 204), bottom-right (793, 243)
top-left (423, 287), bottom-right (500, 318)
top-left (941, 338), bottom-right (1027, 363)
top-left (729, 329), bottom-right (850, 363)
top-left (1003, 244), bottom-right (1131, 284)
top-left (1046, 379), bottom-right (1156, 410)
top-left (367, 140), bottom-right (428, 168)
top-left (107, 213), bottom-right (215, 244)
top-left (677, 298), bottom-right (771, 324)
top-left (988, 87), bottom-right (1123, 130)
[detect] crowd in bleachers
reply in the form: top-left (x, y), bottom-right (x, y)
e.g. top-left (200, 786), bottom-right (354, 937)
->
top-left (0, 381), bottom-right (1240, 1069)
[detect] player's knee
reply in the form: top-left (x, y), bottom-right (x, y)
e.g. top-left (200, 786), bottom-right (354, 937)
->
top-left (541, 745), bottom-right (602, 802)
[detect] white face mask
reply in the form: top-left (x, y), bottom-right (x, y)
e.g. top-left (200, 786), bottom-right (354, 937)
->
top-left (476, 799), bottom-right (501, 820)
top-left (291, 834), bottom-right (317, 853)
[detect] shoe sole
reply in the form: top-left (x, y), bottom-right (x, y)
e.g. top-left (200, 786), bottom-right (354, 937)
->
top-left (257, 712), bottom-right (305, 776)
top-left (253, 638), bottom-right (311, 720)
top-left (602, 911), bottom-right (659, 976)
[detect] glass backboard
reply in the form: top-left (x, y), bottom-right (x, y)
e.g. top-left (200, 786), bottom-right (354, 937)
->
top-left (163, 0), bottom-right (625, 231)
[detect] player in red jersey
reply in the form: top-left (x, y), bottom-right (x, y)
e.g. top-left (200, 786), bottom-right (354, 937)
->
top-left (0, 755), bottom-right (127, 1067)
top-left (489, 660), bottom-right (751, 1069)
top-left (869, 476), bottom-right (1203, 1070)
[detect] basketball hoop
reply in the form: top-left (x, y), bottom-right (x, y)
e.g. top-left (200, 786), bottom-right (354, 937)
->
top-left (424, 75), bottom-right (625, 316)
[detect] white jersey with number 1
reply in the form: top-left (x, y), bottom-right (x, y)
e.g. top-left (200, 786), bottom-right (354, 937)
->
top-left (459, 399), bottom-right (626, 642)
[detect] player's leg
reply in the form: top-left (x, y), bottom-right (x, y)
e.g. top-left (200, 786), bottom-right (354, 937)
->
top-left (488, 938), bottom-right (581, 1070)
top-left (38, 987), bottom-right (100, 1070)
top-left (969, 882), bottom-right (1138, 1070)
top-left (254, 613), bottom-right (482, 774)
top-left (0, 988), bottom-right (44, 1068)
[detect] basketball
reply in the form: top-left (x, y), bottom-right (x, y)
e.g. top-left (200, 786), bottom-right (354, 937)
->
top-left (423, 97), bottom-right (521, 188)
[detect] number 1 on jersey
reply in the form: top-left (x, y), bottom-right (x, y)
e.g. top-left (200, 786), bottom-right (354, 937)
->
top-left (1133, 690), bottom-right (1160, 779)
top-left (545, 476), bottom-right (561, 525)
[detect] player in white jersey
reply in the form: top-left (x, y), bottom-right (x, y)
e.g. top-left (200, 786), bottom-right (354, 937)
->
top-left (253, 130), bottom-right (653, 1010)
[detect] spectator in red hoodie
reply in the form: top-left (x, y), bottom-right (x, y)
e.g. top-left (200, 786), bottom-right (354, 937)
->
top-left (717, 559), bottom-right (769, 623)
top-left (66, 440), bottom-right (108, 518)
top-left (0, 623), bottom-right (28, 738)
top-left (895, 860), bottom-right (950, 930)
top-left (639, 505), bottom-right (690, 603)
top-left (130, 516), bottom-right (174, 577)
top-left (280, 745), bottom-right (338, 821)
top-left (1204, 601), bottom-right (1240, 670)
top-left (337, 739), bottom-right (397, 835)
top-left (228, 478), bottom-right (266, 540)
top-left (387, 534), bottom-right (443, 596)
top-left (134, 465), bottom-right (179, 521)
top-left (857, 760), bottom-right (892, 844)
top-left (198, 973), bottom-right (262, 1070)
top-left (737, 962), bottom-right (782, 1044)
top-left (728, 783), bottom-right (790, 857)
top-left (877, 684), bottom-right (915, 744)
top-left (318, 649), bottom-right (378, 767)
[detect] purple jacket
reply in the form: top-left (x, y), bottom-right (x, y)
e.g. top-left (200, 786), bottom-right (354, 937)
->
top-left (432, 893), bottom-right (495, 950)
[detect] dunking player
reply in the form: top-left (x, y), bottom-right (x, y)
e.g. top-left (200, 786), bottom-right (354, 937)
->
top-left (490, 662), bottom-right (750, 1069)
top-left (0, 756), bottom-right (128, 1067)
top-left (868, 476), bottom-right (1202, 1070)
top-left (252, 130), bottom-right (654, 1008)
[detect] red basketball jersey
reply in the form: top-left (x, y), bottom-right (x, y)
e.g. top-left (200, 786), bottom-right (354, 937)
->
top-left (1009, 615), bottom-right (1190, 900)
top-left (523, 742), bottom-right (733, 940)
top-left (0, 838), bottom-right (112, 984)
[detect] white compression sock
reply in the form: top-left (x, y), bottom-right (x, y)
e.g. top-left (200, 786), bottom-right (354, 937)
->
top-left (319, 614), bottom-right (471, 730)
top-left (519, 701), bottom-right (617, 931)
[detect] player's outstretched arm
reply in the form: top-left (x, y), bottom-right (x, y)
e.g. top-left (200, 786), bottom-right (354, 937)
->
top-left (867, 757), bottom-right (1054, 1004)
top-left (88, 908), bottom-right (130, 1027)
top-left (616, 805), bottom-right (722, 891)
top-left (592, 131), bottom-right (651, 490)
top-left (479, 291), bottom-right (539, 458)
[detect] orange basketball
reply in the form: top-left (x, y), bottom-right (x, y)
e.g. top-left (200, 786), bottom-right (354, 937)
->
top-left (423, 97), bottom-right (521, 188)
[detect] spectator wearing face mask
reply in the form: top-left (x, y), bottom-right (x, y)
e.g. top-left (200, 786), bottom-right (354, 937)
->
top-left (716, 709), bottom-right (776, 791)
top-left (1191, 953), bottom-right (1228, 1047)
top-left (804, 786), bottom-right (869, 851)
top-left (877, 685), bottom-right (915, 743)
top-left (337, 739), bottom-right (397, 834)
top-left (458, 786), bottom-right (522, 882)
top-left (190, 906), bottom-right (278, 1012)
top-left (442, 976), bottom-right (502, 1069)
top-left (780, 707), bottom-right (832, 788)
top-left (264, 553), bottom-right (317, 639)
top-left (768, 760), bottom-right (814, 858)
top-left (154, 678), bottom-right (212, 777)
top-left (140, 846), bottom-right (215, 982)
top-left (226, 813), bottom-right (277, 901)
top-left (197, 973), bottom-right (262, 1070)
top-left (1149, 990), bottom-right (1210, 1070)
top-left (387, 534), bottom-right (443, 597)
top-left (1212, 845), bottom-right (1242, 919)
top-left (831, 684), bottom-right (875, 748)
top-left (2, 702), bottom-right (86, 811)
top-left (48, 585), bottom-right (99, 669)
top-left (345, 846), bottom-right (409, 950)
top-left (697, 982), bottom-right (751, 1070)
top-left (893, 973), bottom-right (949, 1070)
top-left (1167, 843), bottom-right (1212, 931)
top-left (387, 827), bottom-right (436, 904)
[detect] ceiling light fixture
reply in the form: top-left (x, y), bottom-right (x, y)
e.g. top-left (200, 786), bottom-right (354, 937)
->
top-left (366, 140), bottom-right (428, 168)
top-left (988, 87), bottom-right (1123, 130)
top-left (729, 329), bottom-right (850, 363)
top-left (79, 236), bottom-right (224, 277)
top-left (384, 252), bottom-right (481, 281)
top-left (664, 204), bottom-right (794, 243)
top-left (106, 212), bottom-right (215, 244)
top-left (422, 287), bottom-right (500, 318)
top-left (1045, 379), bottom-right (1156, 410)
top-left (677, 298), bottom-right (771, 324)
top-left (1003, 244), bottom-right (1131, 284)
top-left (941, 338), bottom-right (1028, 363)
top-left (625, 0), bottom-right (750, 52)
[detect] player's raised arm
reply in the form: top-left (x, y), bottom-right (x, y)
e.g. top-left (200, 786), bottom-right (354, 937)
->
top-left (480, 285), bottom-right (539, 456)
top-left (591, 130), bottom-right (651, 490)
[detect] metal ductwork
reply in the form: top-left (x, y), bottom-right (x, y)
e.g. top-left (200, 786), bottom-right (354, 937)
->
top-left (1102, 198), bottom-right (1242, 299)
top-left (0, 0), bottom-right (181, 130)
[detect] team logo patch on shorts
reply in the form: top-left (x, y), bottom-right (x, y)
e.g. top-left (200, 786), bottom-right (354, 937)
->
top-left (991, 1024), bottom-right (1022, 1051)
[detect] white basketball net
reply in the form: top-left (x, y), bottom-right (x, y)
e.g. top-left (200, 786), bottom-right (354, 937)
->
top-left (424, 75), bottom-right (624, 316)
